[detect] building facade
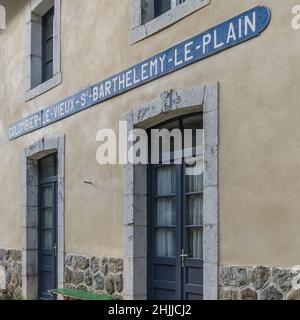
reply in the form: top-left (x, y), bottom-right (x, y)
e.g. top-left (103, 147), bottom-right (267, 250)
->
top-left (0, 0), bottom-right (300, 300)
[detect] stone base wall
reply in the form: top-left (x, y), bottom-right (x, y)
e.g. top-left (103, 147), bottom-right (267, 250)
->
top-left (3, 249), bottom-right (300, 301)
top-left (219, 265), bottom-right (300, 300)
top-left (0, 249), bottom-right (22, 300)
top-left (64, 254), bottom-right (123, 299)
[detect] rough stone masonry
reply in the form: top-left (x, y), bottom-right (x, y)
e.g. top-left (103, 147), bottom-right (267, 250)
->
top-left (64, 254), bottom-right (124, 299)
top-left (2, 247), bottom-right (300, 300)
top-left (0, 249), bottom-right (22, 300)
top-left (219, 265), bottom-right (300, 300)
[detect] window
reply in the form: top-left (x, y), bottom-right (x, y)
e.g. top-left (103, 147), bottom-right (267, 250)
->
top-left (154, 0), bottom-right (185, 19)
top-left (42, 8), bottom-right (54, 83)
top-left (130, 0), bottom-right (210, 44)
top-left (26, 0), bottom-right (62, 101)
top-left (142, 0), bottom-right (186, 24)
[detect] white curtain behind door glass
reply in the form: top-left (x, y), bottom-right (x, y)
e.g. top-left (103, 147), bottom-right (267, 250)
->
top-left (186, 160), bottom-right (203, 258)
top-left (156, 166), bottom-right (176, 257)
top-left (186, 159), bottom-right (203, 193)
top-left (156, 229), bottom-right (175, 257)
top-left (43, 186), bottom-right (53, 208)
top-left (189, 229), bottom-right (203, 258)
top-left (157, 166), bottom-right (176, 195)
top-left (187, 195), bottom-right (203, 258)
top-left (157, 198), bottom-right (175, 226)
top-left (188, 195), bottom-right (203, 226)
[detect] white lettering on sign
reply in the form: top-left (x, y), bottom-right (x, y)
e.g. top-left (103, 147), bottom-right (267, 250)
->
top-left (214, 30), bottom-right (224, 49)
top-left (149, 59), bottom-right (158, 77)
top-left (8, 113), bottom-right (41, 138)
top-left (81, 93), bottom-right (86, 106)
top-left (245, 12), bottom-right (256, 35)
top-left (8, 6), bottom-right (270, 140)
top-left (227, 23), bottom-right (237, 43)
top-left (185, 41), bottom-right (194, 61)
top-left (174, 48), bottom-right (183, 66)
top-left (141, 62), bottom-right (149, 81)
top-left (203, 33), bottom-right (212, 54)
top-left (91, 54), bottom-right (167, 102)
top-left (42, 98), bottom-right (76, 126)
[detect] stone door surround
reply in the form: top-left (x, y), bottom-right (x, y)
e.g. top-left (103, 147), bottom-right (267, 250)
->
top-left (123, 83), bottom-right (219, 300)
top-left (21, 136), bottom-right (65, 300)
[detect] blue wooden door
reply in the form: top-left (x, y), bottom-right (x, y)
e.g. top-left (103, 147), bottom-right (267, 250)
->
top-left (182, 159), bottom-right (204, 299)
top-left (149, 164), bottom-right (181, 300)
top-left (38, 155), bottom-right (58, 300)
top-left (148, 114), bottom-right (203, 300)
top-left (148, 163), bottom-right (203, 300)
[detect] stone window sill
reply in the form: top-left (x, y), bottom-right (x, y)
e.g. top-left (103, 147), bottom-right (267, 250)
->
top-left (129, 0), bottom-right (210, 45)
top-left (25, 72), bottom-right (62, 101)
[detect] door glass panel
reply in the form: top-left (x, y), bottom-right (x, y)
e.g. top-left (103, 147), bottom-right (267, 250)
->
top-left (183, 115), bottom-right (203, 151)
top-left (161, 120), bottom-right (180, 157)
top-left (39, 154), bottom-right (57, 179)
top-left (157, 166), bottom-right (176, 195)
top-left (186, 159), bottom-right (203, 193)
top-left (156, 198), bottom-right (176, 226)
top-left (187, 228), bottom-right (203, 259)
top-left (43, 186), bottom-right (53, 208)
top-left (187, 195), bottom-right (203, 226)
top-left (182, 115), bottom-right (203, 130)
top-left (156, 228), bottom-right (176, 257)
top-left (41, 230), bottom-right (52, 250)
top-left (41, 208), bottom-right (53, 229)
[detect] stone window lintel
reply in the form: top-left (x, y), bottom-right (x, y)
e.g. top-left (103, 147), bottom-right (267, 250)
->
top-left (129, 0), bottom-right (210, 44)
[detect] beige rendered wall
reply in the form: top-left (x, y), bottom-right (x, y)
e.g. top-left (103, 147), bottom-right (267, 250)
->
top-left (0, 0), bottom-right (300, 267)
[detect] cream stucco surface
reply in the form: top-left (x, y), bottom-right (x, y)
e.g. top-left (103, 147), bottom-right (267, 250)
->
top-left (0, 0), bottom-right (300, 267)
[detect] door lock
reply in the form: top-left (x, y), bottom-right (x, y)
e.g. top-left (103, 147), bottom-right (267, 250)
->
top-left (180, 249), bottom-right (188, 268)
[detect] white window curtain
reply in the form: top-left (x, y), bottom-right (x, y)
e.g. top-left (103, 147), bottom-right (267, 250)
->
top-left (156, 230), bottom-right (175, 257)
top-left (156, 166), bottom-right (176, 257)
top-left (186, 159), bottom-right (203, 258)
top-left (188, 229), bottom-right (203, 259)
top-left (157, 166), bottom-right (176, 195)
top-left (187, 195), bottom-right (203, 226)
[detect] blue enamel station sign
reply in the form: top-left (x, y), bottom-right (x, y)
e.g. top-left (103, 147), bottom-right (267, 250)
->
top-left (8, 6), bottom-right (271, 140)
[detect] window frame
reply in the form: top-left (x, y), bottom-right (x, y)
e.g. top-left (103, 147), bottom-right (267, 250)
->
top-left (42, 7), bottom-right (54, 83)
top-left (154, 0), bottom-right (185, 19)
top-left (129, 0), bottom-right (210, 44)
top-left (149, 113), bottom-right (203, 163)
top-left (26, 0), bottom-right (62, 101)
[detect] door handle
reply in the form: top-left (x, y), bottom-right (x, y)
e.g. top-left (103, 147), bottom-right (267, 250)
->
top-left (180, 249), bottom-right (188, 268)
top-left (53, 243), bottom-right (57, 257)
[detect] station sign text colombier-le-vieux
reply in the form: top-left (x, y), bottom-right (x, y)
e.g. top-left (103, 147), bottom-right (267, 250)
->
top-left (8, 6), bottom-right (271, 140)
